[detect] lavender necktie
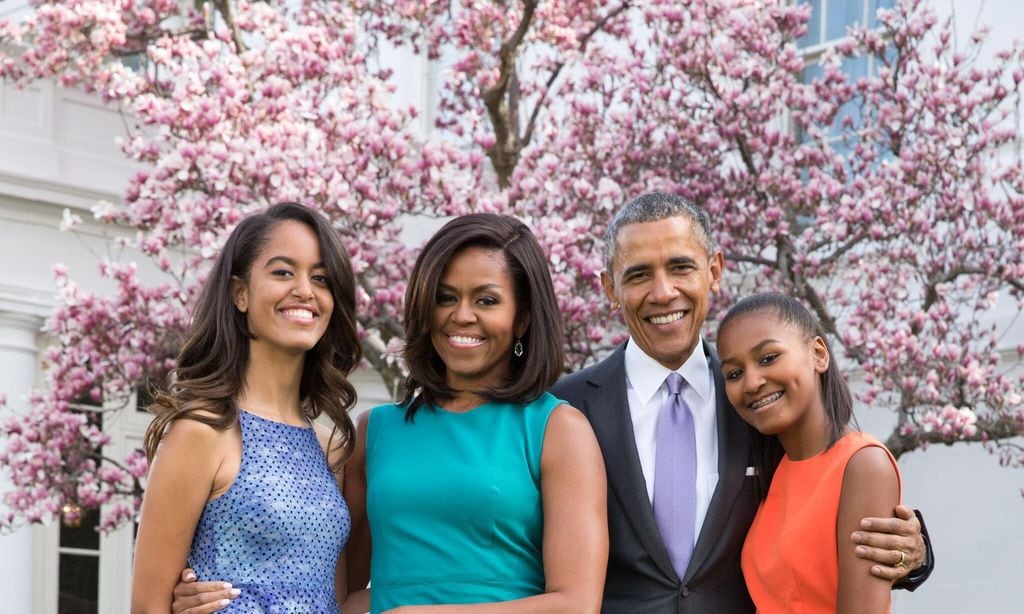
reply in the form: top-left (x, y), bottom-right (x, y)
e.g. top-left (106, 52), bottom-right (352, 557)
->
top-left (653, 372), bottom-right (697, 580)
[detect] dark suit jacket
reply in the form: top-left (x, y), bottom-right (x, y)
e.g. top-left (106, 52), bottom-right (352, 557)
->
top-left (552, 341), bottom-right (758, 614)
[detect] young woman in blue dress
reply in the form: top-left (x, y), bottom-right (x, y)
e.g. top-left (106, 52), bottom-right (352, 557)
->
top-left (344, 213), bottom-right (608, 613)
top-left (131, 203), bottom-right (360, 612)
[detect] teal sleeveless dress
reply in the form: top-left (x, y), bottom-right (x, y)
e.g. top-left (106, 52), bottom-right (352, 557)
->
top-left (365, 392), bottom-right (563, 613)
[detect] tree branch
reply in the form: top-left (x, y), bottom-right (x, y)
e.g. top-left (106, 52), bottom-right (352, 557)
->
top-left (521, 3), bottom-right (632, 147)
top-left (885, 414), bottom-right (1023, 458)
top-left (922, 265), bottom-right (1024, 316)
top-left (706, 53), bottom-right (849, 351)
top-left (359, 335), bottom-right (406, 402)
top-left (724, 252), bottom-right (776, 268)
top-left (810, 229), bottom-right (868, 267)
top-left (212, 0), bottom-right (246, 54)
top-left (772, 232), bottom-right (846, 355)
top-left (482, 0), bottom-right (537, 187)
top-left (800, 279), bottom-right (842, 342)
top-left (86, 453), bottom-right (144, 496)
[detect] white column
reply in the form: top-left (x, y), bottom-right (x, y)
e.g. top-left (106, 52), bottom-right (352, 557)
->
top-left (0, 310), bottom-right (44, 613)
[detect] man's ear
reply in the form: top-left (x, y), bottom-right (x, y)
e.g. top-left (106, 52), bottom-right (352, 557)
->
top-left (812, 336), bottom-right (830, 374)
top-left (708, 251), bottom-right (725, 294)
top-left (601, 271), bottom-right (618, 310)
top-left (231, 275), bottom-right (249, 313)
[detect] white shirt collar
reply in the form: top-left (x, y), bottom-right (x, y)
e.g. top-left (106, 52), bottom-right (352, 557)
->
top-left (624, 337), bottom-right (712, 407)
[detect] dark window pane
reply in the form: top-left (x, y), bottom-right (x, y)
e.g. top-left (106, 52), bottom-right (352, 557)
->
top-left (871, 0), bottom-right (896, 28)
top-left (71, 410), bottom-right (103, 431)
top-left (826, 0), bottom-right (865, 41)
top-left (72, 392), bottom-right (103, 409)
top-left (58, 553), bottom-right (99, 614)
top-left (798, 0), bottom-right (823, 47)
top-left (120, 52), bottom-right (146, 73)
top-left (136, 383), bottom-right (155, 413)
top-left (801, 60), bottom-right (825, 83)
top-left (830, 55), bottom-right (868, 137)
top-left (60, 506), bottom-right (101, 550)
top-left (844, 53), bottom-right (869, 80)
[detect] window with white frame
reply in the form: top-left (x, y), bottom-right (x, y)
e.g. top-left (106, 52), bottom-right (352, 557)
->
top-left (56, 404), bottom-right (102, 613)
top-left (799, 0), bottom-right (895, 50)
top-left (797, 0), bottom-right (895, 149)
top-left (36, 392), bottom-right (151, 614)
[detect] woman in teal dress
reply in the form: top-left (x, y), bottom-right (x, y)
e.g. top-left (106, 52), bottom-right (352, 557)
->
top-left (344, 213), bottom-right (609, 613)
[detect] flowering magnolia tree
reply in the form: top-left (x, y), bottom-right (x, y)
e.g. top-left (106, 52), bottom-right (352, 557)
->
top-left (1, 0), bottom-right (1022, 532)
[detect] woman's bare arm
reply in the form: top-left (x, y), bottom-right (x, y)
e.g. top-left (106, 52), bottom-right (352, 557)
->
top-left (343, 410), bottom-right (372, 594)
top-left (836, 446), bottom-right (901, 614)
top-left (131, 419), bottom-right (230, 613)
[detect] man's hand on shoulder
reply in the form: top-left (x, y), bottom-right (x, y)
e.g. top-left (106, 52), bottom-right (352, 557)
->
top-left (850, 504), bottom-right (929, 583)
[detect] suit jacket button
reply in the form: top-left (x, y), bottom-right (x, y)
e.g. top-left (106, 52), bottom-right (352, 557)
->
top-left (681, 587), bottom-right (690, 597)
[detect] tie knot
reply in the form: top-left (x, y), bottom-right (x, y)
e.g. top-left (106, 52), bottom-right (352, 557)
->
top-left (666, 372), bottom-right (685, 395)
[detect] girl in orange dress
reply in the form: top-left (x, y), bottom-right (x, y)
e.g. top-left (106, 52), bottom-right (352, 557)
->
top-left (716, 292), bottom-right (900, 614)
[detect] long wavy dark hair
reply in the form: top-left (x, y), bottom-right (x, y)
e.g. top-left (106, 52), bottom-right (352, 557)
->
top-left (401, 213), bottom-right (564, 419)
top-left (143, 202), bottom-right (361, 470)
top-left (718, 292), bottom-right (854, 500)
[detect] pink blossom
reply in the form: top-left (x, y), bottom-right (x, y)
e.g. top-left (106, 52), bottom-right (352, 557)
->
top-left (2, 0), bottom-right (1024, 531)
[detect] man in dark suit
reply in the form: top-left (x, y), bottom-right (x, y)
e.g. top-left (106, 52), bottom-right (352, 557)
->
top-left (551, 192), bottom-right (932, 613)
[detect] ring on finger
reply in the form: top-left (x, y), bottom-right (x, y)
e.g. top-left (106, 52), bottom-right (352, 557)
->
top-left (896, 550), bottom-right (907, 567)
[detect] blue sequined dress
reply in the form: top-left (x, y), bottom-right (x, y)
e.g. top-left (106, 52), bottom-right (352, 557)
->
top-left (188, 409), bottom-right (350, 612)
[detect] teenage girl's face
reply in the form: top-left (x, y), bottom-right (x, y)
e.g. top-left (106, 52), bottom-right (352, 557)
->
top-left (431, 246), bottom-right (524, 394)
top-left (232, 220), bottom-right (334, 357)
top-left (716, 312), bottom-right (829, 437)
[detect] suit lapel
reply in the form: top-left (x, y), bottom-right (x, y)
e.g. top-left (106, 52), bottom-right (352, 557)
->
top-left (683, 342), bottom-right (752, 583)
top-left (583, 346), bottom-right (678, 582)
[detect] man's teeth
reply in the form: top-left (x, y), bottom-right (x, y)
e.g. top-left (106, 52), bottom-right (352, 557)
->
top-left (750, 392), bottom-right (782, 409)
top-left (648, 311), bottom-right (684, 325)
top-left (282, 309), bottom-right (314, 321)
top-left (449, 335), bottom-right (484, 346)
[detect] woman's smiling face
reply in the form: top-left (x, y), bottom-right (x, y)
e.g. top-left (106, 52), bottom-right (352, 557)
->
top-left (431, 246), bottom-right (524, 394)
top-left (232, 220), bottom-right (334, 357)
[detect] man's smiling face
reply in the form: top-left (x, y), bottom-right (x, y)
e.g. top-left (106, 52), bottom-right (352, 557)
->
top-left (602, 215), bottom-right (723, 370)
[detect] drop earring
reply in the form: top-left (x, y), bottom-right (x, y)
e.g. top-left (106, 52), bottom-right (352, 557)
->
top-left (513, 338), bottom-right (524, 358)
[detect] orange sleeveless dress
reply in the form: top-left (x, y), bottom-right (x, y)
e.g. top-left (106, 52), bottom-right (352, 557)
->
top-left (741, 431), bottom-right (901, 613)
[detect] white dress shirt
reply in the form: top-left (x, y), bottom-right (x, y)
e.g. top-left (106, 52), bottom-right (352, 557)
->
top-left (624, 337), bottom-right (720, 542)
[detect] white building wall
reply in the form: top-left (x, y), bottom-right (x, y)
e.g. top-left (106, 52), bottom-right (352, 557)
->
top-left (0, 311), bottom-right (44, 614)
top-left (0, 75), bottom-right (137, 610)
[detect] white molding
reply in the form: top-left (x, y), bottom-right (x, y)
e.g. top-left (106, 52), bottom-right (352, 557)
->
top-left (1, 78), bottom-right (132, 208)
top-left (0, 189), bottom-right (138, 248)
top-left (99, 390), bottom-right (151, 612)
top-left (0, 0), bottom-right (30, 20)
top-left (0, 311), bottom-right (43, 358)
top-left (0, 286), bottom-right (52, 320)
top-left (0, 170), bottom-right (120, 214)
top-left (32, 523), bottom-right (59, 614)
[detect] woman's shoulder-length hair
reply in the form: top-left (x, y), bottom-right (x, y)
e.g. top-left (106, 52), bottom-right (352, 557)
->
top-left (401, 213), bottom-right (564, 419)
